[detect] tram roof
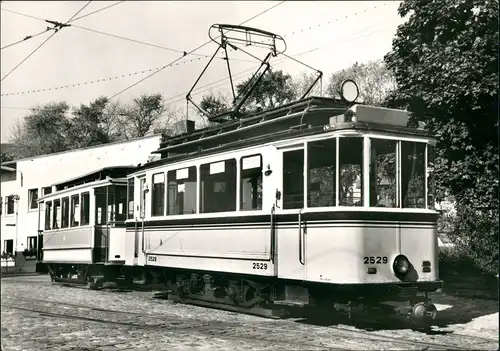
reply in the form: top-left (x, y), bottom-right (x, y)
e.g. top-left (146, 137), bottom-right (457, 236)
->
top-left (51, 166), bottom-right (135, 191)
top-left (130, 98), bottom-right (433, 174)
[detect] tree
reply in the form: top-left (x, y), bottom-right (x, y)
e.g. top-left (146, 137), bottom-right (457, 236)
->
top-left (384, 0), bottom-right (498, 274)
top-left (9, 102), bottom-right (72, 157)
top-left (235, 69), bottom-right (296, 110)
top-left (119, 93), bottom-right (172, 138)
top-left (326, 59), bottom-right (397, 105)
top-left (69, 96), bottom-right (114, 148)
top-left (199, 91), bottom-right (231, 116)
top-left (291, 71), bottom-right (323, 99)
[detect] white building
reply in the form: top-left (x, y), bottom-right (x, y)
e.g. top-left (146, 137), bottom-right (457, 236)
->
top-left (0, 135), bottom-right (161, 272)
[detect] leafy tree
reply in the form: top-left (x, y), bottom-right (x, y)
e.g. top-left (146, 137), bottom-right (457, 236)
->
top-left (291, 71), bottom-right (323, 99)
top-left (199, 91), bottom-right (231, 116)
top-left (384, 0), bottom-right (498, 274)
top-left (70, 96), bottom-right (114, 148)
top-left (9, 102), bottom-right (72, 157)
top-left (119, 93), bottom-right (172, 138)
top-left (235, 69), bottom-right (295, 110)
top-left (326, 59), bottom-right (396, 105)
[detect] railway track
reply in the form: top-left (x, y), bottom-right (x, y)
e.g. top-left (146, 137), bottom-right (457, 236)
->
top-left (3, 295), bottom-right (497, 350)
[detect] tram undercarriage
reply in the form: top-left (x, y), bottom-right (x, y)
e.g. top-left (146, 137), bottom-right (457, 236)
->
top-left (45, 262), bottom-right (439, 324)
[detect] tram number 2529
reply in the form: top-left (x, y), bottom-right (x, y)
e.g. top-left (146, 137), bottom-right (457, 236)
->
top-left (253, 262), bottom-right (268, 270)
top-left (363, 256), bottom-right (388, 264)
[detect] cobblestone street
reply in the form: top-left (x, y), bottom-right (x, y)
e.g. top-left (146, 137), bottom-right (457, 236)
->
top-left (1, 275), bottom-right (498, 350)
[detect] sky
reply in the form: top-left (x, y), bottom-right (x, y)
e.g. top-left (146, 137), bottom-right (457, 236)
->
top-left (0, 1), bottom-right (405, 142)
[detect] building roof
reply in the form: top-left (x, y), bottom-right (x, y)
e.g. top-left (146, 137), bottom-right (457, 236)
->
top-left (0, 134), bottom-right (162, 166)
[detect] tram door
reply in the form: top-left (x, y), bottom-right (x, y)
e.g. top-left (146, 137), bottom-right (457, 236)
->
top-left (276, 146), bottom-right (307, 280)
top-left (134, 177), bottom-right (147, 258)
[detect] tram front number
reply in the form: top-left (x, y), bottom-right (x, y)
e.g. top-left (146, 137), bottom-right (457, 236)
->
top-left (147, 255), bottom-right (157, 262)
top-left (363, 256), bottom-right (388, 264)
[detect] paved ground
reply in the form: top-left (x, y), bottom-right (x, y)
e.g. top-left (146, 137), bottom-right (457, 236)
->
top-left (1, 275), bottom-right (498, 350)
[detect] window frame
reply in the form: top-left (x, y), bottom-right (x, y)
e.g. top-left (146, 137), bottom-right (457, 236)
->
top-left (151, 172), bottom-right (166, 217)
top-left (28, 188), bottom-right (39, 210)
top-left (80, 192), bottom-right (90, 226)
top-left (61, 197), bottom-right (70, 228)
top-left (127, 178), bottom-right (135, 220)
top-left (239, 154), bottom-right (263, 211)
top-left (52, 198), bottom-right (61, 229)
top-left (70, 194), bottom-right (80, 227)
top-left (44, 201), bottom-right (52, 230)
top-left (6, 195), bottom-right (15, 215)
top-left (200, 158), bottom-right (237, 214)
top-left (167, 166), bottom-right (197, 216)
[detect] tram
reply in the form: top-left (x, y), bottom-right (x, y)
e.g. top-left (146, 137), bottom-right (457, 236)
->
top-left (36, 24), bottom-right (442, 323)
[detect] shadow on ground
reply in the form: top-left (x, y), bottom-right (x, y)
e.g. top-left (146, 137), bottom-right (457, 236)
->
top-left (289, 294), bottom-right (499, 334)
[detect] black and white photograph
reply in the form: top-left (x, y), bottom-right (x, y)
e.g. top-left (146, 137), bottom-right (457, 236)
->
top-left (0, 1), bottom-right (498, 350)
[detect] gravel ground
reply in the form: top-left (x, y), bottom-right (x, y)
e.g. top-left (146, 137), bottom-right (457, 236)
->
top-left (1, 275), bottom-right (498, 350)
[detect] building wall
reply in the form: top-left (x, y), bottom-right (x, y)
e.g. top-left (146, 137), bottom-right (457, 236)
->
top-left (0, 135), bottom-right (161, 256)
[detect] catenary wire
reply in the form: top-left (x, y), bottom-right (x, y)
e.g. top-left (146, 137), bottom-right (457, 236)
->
top-left (68, 1), bottom-right (126, 23)
top-left (0, 2), bottom-right (92, 82)
top-left (107, 1), bottom-right (287, 100)
top-left (0, 1), bottom-right (388, 95)
top-left (1, 28), bottom-right (54, 50)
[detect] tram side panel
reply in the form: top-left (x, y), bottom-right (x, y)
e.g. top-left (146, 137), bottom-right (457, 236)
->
top-left (141, 218), bottom-right (276, 277)
top-left (43, 226), bottom-right (94, 264)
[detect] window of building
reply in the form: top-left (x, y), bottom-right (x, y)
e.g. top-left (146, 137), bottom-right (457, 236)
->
top-left (81, 192), bottom-right (90, 225)
top-left (151, 173), bottom-right (165, 216)
top-left (44, 201), bottom-right (52, 230)
top-left (127, 178), bottom-right (134, 219)
top-left (70, 195), bottom-right (80, 227)
top-left (308, 139), bottom-right (336, 207)
top-left (427, 144), bottom-right (435, 210)
top-left (61, 197), bottom-right (69, 228)
top-left (401, 141), bottom-right (426, 208)
top-left (167, 166), bottom-right (197, 215)
top-left (283, 149), bottom-right (305, 209)
top-left (6, 195), bottom-right (15, 215)
top-left (42, 186), bottom-right (52, 196)
top-left (53, 199), bottom-right (61, 229)
top-left (200, 159), bottom-right (237, 213)
top-left (240, 155), bottom-right (263, 211)
top-left (3, 239), bottom-right (13, 255)
top-left (369, 138), bottom-right (397, 208)
top-left (339, 137), bottom-right (363, 206)
top-left (28, 188), bottom-right (38, 210)
top-left (27, 236), bottom-right (37, 250)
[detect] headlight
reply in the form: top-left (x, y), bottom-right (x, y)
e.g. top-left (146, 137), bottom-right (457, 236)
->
top-left (393, 255), bottom-right (410, 276)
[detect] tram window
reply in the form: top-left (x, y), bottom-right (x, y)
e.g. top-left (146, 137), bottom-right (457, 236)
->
top-left (401, 141), bottom-right (426, 208)
top-left (81, 192), bottom-right (90, 225)
top-left (369, 139), bottom-right (397, 208)
top-left (167, 166), bottom-right (197, 215)
top-left (339, 137), bottom-right (363, 206)
top-left (151, 173), bottom-right (165, 216)
top-left (308, 139), bottom-right (336, 207)
top-left (427, 145), bottom-right (436, 210)
top-left (44, 201), bottom-right (52, 230)
top-left (53, 199), bottom-right (61, 229)
top-left (127, 178), bottom-right (134, 219)
top-left (201, 159), bottom-right (237, 213)
top-left (70, 195), bottom-right (80, 227)
top-left (240, 155), bottom-right (263, 211)
top-left (61, 197), bottom-right (70, 228)
top-left (283, 149), bottom-right (304, 209)
top-left (115, 186), bottom-right (127, 222)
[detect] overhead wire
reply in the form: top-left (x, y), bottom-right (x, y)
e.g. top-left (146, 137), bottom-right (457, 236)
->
top-left (1, 1), bottom-right (392, 98)
top-left (68, 1), bottom-right (126, 23)
top-left (0, 1), bottom-right (92, 82)
top-left (107, 1), bottom-right (287, 100)
top-left (1, 28), bottom-right (54, 50)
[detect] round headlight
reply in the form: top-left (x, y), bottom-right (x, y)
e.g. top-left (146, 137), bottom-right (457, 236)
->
top-left (393, 255), bottom-right (410, 276)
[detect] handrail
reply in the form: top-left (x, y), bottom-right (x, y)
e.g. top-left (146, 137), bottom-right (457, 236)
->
top-left (270, 205), bottom-right (276, 263)
top-left (298, 209), bottom-right (305, 265)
